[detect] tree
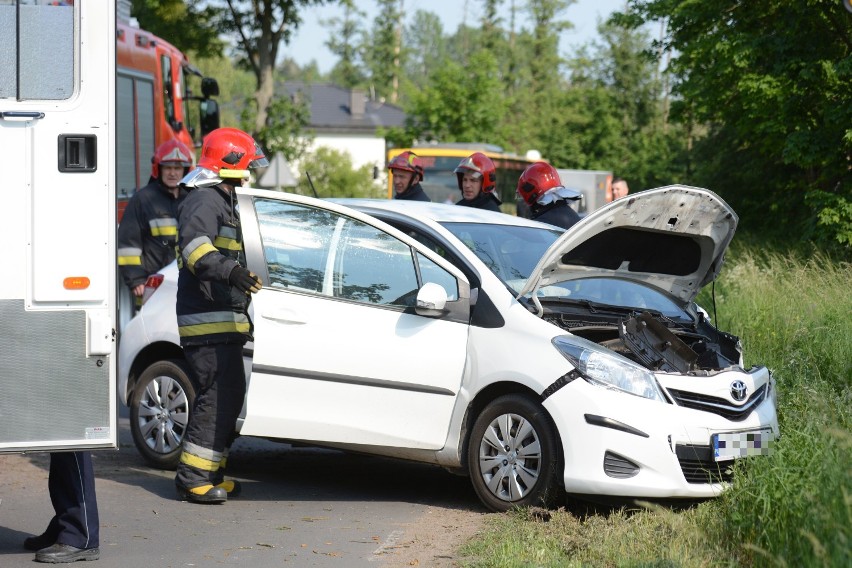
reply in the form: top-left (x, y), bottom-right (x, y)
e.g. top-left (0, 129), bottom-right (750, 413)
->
top-left (216, 0), bottom-right (329, 136)
top-left (324, 0), bottom-right (368, 89)
top-left (295, 147), bottom-right (379, 198)
top-left (403, 50), bottom-right (509, 146)
top-left (626, 0), bottom-right (852, 250)
top-left (364, 0), bottom-right (404, 103)
top-left (130, 0), bottom-right (224, 58)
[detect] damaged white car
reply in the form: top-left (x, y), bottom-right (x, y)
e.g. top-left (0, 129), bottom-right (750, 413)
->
top-left (119, 185), bottom-right (778, 512)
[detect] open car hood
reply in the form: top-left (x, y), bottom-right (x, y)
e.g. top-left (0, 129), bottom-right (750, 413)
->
top-left (517, 185), bottom-right (738, 307)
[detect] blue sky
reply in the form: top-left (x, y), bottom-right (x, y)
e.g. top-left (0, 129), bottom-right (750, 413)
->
top-left (285, 0), bottom-right (627, 73)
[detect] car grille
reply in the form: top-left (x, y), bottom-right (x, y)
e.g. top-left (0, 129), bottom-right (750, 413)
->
top-left (667, 383), bottom-right (767, 421)
top-left (675, 444), bottom-right (735, 484)
top-left (603, 451), bottom-right (639, 478)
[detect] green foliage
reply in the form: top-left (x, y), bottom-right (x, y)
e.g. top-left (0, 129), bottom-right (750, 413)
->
top-left (324, 0), bottom-right (367, 89)
top-left (130, 0), bottom-right (224, 57)
top-left (696, 247), bottom-right (851, 566)
top-left (364, 0), bottom-right (404, 103)
top-left (191, 54), bottom-right (256, 129)
top-left (240, 92), bottom-right (313, 162)
top-left (294, 147), bottom-right (380, 199)
top-left (403, 50), bottom-right (508, 146)
top-left (628, 0), bottom-right (852, 251)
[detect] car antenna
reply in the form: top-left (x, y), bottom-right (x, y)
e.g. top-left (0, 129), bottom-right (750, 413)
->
top-left (305, 171), bottom-right (320, 198)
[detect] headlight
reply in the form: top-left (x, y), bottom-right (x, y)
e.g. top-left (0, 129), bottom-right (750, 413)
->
top-left (552, 335), bottom-right (665, 402)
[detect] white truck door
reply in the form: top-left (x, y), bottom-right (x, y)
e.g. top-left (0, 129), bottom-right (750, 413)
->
top-left (0, 1), bottom-right (117, 452)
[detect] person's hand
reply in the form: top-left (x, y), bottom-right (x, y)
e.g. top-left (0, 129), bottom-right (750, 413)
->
top-left (132, 284), bottom-right (146, 297)
top-left (228, 266), bottom-right (262, 294)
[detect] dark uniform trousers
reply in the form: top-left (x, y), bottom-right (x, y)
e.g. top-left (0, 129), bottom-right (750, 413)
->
top-left (46, 452), bottom-right (99, 549)
top-left (176, 343), bottom-right (246, 489)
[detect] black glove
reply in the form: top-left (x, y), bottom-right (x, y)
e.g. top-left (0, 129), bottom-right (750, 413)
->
top-left (228, 266), bottom-right (262, 294)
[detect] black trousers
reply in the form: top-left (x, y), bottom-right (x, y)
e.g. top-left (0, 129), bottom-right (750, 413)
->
top-left (176, 343), bottom-right (246, 488)
top-left (44, 452), bottom-right (99, 549)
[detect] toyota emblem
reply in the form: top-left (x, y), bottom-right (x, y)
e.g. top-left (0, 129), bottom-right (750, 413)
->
top-left (730, 380), bottom-right (748, 402)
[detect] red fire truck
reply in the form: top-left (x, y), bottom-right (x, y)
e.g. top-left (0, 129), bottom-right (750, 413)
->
top-left (116, 18), bottom-right (220, 220)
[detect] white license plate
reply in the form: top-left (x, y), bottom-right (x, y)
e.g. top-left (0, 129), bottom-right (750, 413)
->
top-left (712, 429), bottom-right (774, 462)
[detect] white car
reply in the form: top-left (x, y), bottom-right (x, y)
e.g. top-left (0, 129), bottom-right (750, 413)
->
top-left (118, 185), bottom-right (778, 512)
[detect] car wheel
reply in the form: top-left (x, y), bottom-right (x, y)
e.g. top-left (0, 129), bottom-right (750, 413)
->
top-left (467, 394), bottom-right (562, 512)
top-left (129, 359), bottom-right (196, 470)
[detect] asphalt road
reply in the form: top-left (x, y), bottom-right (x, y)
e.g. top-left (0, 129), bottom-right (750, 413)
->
top-left (0, 413), bottom-right (484, 567)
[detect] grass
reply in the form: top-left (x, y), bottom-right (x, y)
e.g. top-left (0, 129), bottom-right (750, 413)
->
top-left (458, 243), bottom-right (852, 567)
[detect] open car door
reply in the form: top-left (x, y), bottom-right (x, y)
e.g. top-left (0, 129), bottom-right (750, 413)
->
top-left (237, 190), bottom-right (471, 451)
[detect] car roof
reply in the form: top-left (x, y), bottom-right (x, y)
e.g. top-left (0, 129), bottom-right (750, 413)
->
top-left (330, 198), bottom-right (552, 229)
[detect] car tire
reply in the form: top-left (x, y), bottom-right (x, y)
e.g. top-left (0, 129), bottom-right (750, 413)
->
top-left (129, 359), bottom-right (196, 470)
top-left (467, 393), bottom-right (563, 512)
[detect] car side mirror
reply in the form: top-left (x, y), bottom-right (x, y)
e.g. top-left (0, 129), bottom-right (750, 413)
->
top-left (201, 77), bottom-right (220, 98)
top-left (415, 282), bottom-right (448, 317)
top-left (200, 99), bottom-right (220, 137)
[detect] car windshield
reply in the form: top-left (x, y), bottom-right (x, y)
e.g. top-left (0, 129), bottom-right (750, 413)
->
top-left (538, 277), bottom-right (692, 320)
top-left (440, 222), bottom-right (562, 293)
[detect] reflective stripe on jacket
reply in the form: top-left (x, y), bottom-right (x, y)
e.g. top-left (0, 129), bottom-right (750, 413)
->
top-left (117, 180), bottom-right (187, 288)
top-left (176, 185), bottom-right (253, 346)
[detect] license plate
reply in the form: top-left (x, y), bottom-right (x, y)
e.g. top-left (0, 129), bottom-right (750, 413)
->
top-left (712, 429), bottom-right (774, 462)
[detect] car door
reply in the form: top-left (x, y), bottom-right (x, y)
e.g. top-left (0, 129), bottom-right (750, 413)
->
top-left (237, 191), bottom-right (471, 450)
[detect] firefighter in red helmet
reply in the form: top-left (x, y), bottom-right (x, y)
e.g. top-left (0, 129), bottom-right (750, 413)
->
top-left (174, 127), bottom-right (267, 504)
top-left (388, 151), bottom-right (430, 201)
top-left (117, 139), bottom-right (194, 303)
top-left (453, 152), bottom-right (501, 211)
top-left (517, 162), bottom-right (582, 229)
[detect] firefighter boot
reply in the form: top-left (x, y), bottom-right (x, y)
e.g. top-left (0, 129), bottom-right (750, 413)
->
top-left (216, 479), bottom-right (242, 497)
top-left (175, 482), bottom-right (227, 504)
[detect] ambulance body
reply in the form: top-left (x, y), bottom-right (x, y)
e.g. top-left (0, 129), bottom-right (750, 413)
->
top-left (0, 1), bottom-right (117, 452)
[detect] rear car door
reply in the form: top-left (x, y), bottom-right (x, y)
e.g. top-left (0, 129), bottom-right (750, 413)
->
top-left (238, 191), bottom-right (470, 450)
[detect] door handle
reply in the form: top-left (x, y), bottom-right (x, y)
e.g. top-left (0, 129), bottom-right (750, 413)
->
top-left (0, 111), bottom-right (45, 121)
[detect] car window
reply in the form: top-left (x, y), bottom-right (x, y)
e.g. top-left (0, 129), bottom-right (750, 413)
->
top-left (255, 198), bottom-right (458, 308)
top-left (440, 222), bottom-right (562, 293)
top-left (255, 200), bottom-right (336, 293)
top-left (417, 252), bottom-right (459, 301)
top-left (333, 218), bottom-right (419, 306)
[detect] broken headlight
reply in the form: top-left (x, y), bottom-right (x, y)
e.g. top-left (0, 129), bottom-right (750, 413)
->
top-left (553, 335), bottom-right (665, 402)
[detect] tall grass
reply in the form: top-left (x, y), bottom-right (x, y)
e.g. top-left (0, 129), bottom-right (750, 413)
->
top-left (699, 246), bottom-right (851, 567)
top-left (459, 244), bottom-right (851, 567)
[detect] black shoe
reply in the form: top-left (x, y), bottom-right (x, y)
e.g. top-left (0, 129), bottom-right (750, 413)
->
top-left (24, 532), bottom-right (55, 551)
top-left (34, 543), bottom-right (100, 563)
top-left (175, 482), bottom-right (227, 504)
top-left (216, 479), bottom-right (242, 498)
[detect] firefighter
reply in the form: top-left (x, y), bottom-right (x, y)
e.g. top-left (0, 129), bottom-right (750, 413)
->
top-left (517, 162), bottom-right (582, 229)
top-left (173, 127), bottom-right (267, 504)
top-left (117, 139), bottom-right (193, 304)
top-left (389, 151), bottom-right (430, 201)
top-left (453, 152), bottom-right (501, 211)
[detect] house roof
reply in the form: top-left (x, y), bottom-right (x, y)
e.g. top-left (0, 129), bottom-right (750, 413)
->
top-left (280, 82), bottom-right (407, 134)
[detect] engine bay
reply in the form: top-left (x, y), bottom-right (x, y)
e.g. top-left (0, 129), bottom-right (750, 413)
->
top-left (542, 305), bottom-right (743, 374)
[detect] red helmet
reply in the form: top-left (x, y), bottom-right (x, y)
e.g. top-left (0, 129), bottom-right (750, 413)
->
top-left (182, 128), bottom-right (269, 187)
top-left (199, 127), bottom-right (268, 176)
top-left (517, 162), bottom-right (563, 206)
top-left (151, 139), bottom-right (193, 179)
top-left (454, 152), bottom-right (496, 194)
top-left (387, 151), bottom-right (424, 182)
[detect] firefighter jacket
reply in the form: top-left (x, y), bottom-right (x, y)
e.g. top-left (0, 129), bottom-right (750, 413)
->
top-left (393, 183), bottom-right (431, 202)
top-left (532, 199), bottom-right (581, 230)
top-left (176, 185), bottom-right (253, 347)
top-left (456, 191), bottom-right (501, 212)
top-left (117, 180), bottom-right (187, 288)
